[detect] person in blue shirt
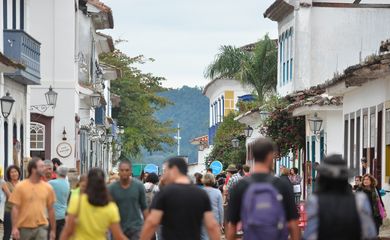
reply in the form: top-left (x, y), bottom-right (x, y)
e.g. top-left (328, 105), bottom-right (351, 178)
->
top-left (49, 165), bottom-right (70, 240)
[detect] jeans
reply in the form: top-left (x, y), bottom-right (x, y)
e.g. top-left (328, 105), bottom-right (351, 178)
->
top-left (3, 211), bottom-right (11, 240)
top-left (55, 219), bottom-right (65, 240)
top-left (20, 226), bottom-right (48, 240)
top-left (124, 228), bottom-right (141, 240)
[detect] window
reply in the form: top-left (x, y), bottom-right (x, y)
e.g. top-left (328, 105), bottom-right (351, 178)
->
top-left (279, 27), bottom-right (294, 86)
top-left (30, 122), bottom-right (45, 150)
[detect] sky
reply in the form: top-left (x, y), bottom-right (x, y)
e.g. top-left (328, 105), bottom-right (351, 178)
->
top-left (104, 0), bottom-right (277, 88)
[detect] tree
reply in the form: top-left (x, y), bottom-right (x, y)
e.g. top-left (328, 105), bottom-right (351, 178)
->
top-left (100, 49), bottom-right (175, 157)
top-left (207, 113), bottom-right (246, 168)
top-left (205, 35), bottom-right (277, 103)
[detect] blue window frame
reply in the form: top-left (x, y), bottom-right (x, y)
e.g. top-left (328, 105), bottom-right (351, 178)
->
top-left (290, 59), bottom-right (293, 81)
top-left (286, 60), bottom-right (289, 82)
top-left (20, 0), bottom-right (24, 29)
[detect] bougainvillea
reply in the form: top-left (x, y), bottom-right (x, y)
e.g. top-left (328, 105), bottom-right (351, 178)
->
top-left (260, 101), bottom-right (305, 157)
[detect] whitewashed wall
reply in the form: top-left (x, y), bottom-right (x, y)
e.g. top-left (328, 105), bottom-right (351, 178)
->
top-left (277, 4), bottom-right (390, 97)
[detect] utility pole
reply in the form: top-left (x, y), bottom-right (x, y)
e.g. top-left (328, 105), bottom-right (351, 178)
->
top-left (174, 123), bottom-right (181, 156)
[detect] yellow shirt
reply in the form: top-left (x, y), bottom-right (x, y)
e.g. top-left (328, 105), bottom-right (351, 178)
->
top-left (9, 179), bottom-right (56, 228)
top-left (67, 194), bottom-right (120, 240)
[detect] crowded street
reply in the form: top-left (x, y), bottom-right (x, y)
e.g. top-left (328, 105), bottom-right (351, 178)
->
top-left (1, 0), bottom-right (390, 239)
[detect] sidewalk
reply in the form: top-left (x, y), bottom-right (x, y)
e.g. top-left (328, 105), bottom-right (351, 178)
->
top-left (380, 219), bottom-right (390, 239)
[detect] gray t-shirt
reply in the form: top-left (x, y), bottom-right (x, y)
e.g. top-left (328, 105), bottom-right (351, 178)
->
top-left (109, 179), bottom-right (147, 231)
top-left (203, 187), bottom-right (224, 225)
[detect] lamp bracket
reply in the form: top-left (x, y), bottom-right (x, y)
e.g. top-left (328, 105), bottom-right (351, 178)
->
top-left (30, 104), bottom-right (55, 113)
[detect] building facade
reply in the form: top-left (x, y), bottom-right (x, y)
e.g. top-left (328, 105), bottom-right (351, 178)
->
top-left (27, 0), bottom-right (118, 173)
top-left (203, 78), bottom-right (253, 145)
top-left (265, 0), bottom-right (390, 165)
top-left (0, 0), bottom-right (41, 173)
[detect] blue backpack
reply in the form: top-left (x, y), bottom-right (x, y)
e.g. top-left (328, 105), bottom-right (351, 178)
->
top-left (241, 177), bottom-right (288, 240)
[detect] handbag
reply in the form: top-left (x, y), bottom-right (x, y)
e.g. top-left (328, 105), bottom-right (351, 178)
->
top-left (377, 199), bottom-right (387, 219)
top-left (376, 189), bottom-right (387, 219)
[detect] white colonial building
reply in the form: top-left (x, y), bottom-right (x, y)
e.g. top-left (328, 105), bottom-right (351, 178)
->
top-left (0, 0), bottom-right (42, 174)
top-left (264, 0), bottom-right (390, 167)
top-left (28, 0), bottom-right (119, 173)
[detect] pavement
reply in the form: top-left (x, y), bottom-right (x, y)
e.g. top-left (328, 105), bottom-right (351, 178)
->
top-left (380, 219), bottom-right (390, 239)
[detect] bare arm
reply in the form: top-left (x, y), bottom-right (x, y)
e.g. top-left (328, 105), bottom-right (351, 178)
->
top-left (48, 205), bottom-right (56, 240)
top-left (143, 209), bottom-right (149, 221)
top-left (2, 183), bottom-right (11, 199)
top-left (288, 219), bottom-right (300, 240)
top-left (204, 211), bottom-right (221, 240)
top-left (110, 222), bottom-right (128, 240)
top-left (59, 214), bottom-right (76, 240)
top-left (226, 222), bottom-right (236, 240)
top-left (140, 210), bottom-right (163, 240)
top-left (11, 205), bottom-right (20, 240)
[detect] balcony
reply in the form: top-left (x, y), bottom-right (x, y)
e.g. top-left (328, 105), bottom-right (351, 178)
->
top-left (3, 30), bottom-right (41, 85)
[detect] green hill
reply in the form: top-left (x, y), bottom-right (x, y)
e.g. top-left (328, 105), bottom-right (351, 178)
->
top-left (142, 86), bottom-right (209, 166)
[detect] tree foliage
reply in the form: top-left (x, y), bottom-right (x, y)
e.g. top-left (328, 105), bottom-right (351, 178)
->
top-left (207, 113), bottom-right (247, 168)
top-left (100, 50), bottom-right (175, 157)
top-left (205, 35), bottom-right (277, 103)
top-left (260, 96), bottom-right (305, 157)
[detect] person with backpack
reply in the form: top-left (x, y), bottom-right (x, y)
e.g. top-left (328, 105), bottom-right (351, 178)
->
top-left (227, 138), bottom-right (300, 240)
top-left (144, 173), bottom-right (160, 208)
top-left (303, 155), bottom-right (377, 240)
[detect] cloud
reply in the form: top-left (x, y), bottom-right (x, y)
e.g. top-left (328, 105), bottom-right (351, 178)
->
top-left (103, 0), bottom-right (277, 88)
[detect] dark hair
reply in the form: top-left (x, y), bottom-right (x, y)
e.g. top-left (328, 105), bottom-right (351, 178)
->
top-left (28, 156), bottom-right (42, 177)
top-left (145, 172), bottom-right (159, 184)
top-left (51, 158), bottom-right (62, 171)
top-left (119, 160), bottom-right (132, 168)
top-left (291, 167), bottom-right (299, 175)
top-left (355, 175), bottom-right (362, 181)
top-left (5, 165), bottom-right (21, 181)
top-left (207, 168), bottom-right (212, 172)
top-left (86, 168), bottom-right (110, 206)
top-left (194, 172), bottom-right (203, 185)
top-left (243, 165), bottom-right (250, 173)
top-left (252, 138), bottom-right (276, 163)
top-left (167, 157), bottom-right (188, 175)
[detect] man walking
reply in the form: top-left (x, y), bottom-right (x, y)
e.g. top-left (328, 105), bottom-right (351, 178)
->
top-left (43, 160), bottom-right (56, 181)
top-left (49, 165), bottom-right (70, 240)
top-left (109, 160), bottom-right (148, 240)
top-left (227, 138), bottom-right (300, 240)
top-left (140, 157), bottom-right (220, 240)
top-left (10, 157), bottom-right (56, 240)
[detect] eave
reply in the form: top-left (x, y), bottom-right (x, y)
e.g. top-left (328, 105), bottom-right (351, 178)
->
top-left (235, 108), bottom-right (261, 126)
top-left (292, 105), bottom-right (342, 117)
top-left (263, 0), bottom-right (294, 22)
top-left (0, 52), bottom-right (25, 73)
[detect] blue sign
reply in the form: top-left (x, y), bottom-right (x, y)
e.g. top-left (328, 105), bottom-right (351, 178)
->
top-left (210, 161), bottom-right (223, 175)
top-left (144, 164), bottom-right (159, 174)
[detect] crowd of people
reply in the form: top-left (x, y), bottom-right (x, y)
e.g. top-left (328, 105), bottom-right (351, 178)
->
top-left (0, 137), bottom-right (387, 240)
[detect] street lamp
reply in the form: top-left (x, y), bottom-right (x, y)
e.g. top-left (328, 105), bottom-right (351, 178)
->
top-left (45, 86), bottom-right (58, 106)
top-left (308, 113), bottom-right (323, 134)
top-left (259, 110), bottom-right (269, 121)
top-left (244, 125), bottom-right (254, 138)
top-left (90, 93), bottom-right (101, 108)
top-left (231, 138), bottom-right (240, 148)
top-left (0, 91), bottom-right (15, 118)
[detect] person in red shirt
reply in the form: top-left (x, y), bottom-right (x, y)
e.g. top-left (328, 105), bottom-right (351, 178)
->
top-left (42, 160), bottom-right (56, 181)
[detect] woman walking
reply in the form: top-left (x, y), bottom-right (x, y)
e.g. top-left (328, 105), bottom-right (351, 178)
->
top-left (357, 173), bottom-right (386, 235)
top-left (60, 168), bottom-right (127, 240)
top-left (201, 173), bottom-right (224, 240)
top-left (1, 165), bottom-right (21, 240)
top-left (144, 173), bottom-right (160, 208)
top-left (303, 155), bottom-right (376, 240)
top-left (289, 167), bottom-right (302, 204)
